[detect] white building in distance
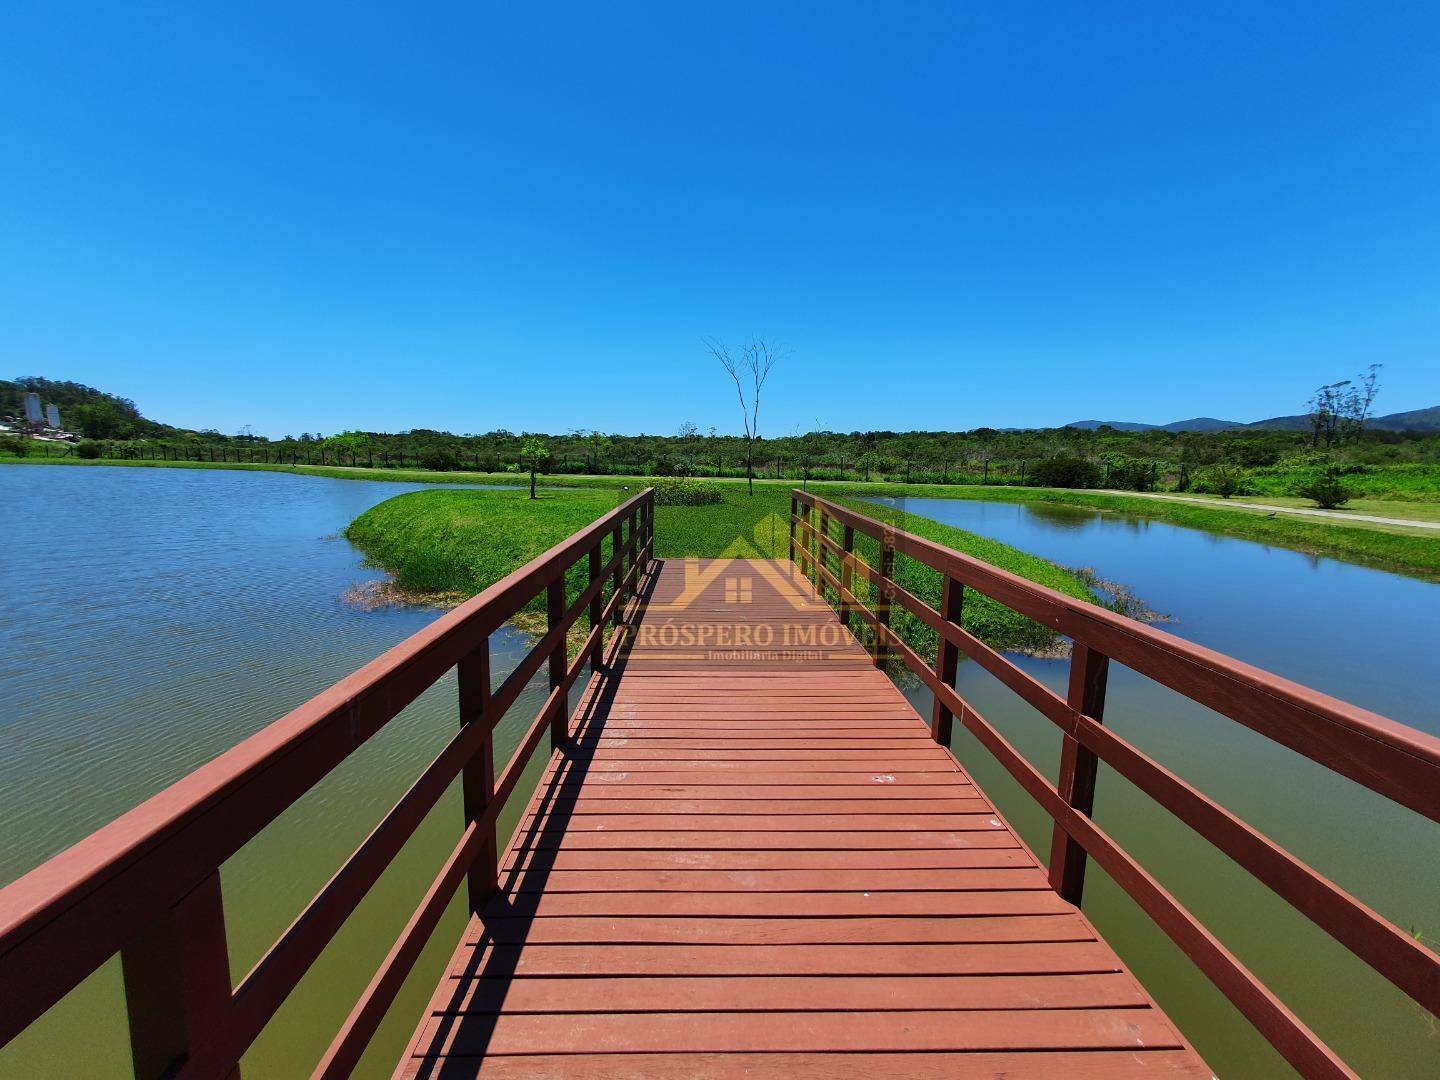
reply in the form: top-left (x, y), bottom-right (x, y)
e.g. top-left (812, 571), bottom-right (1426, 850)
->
top-left (23, 392), bottom-right (43, 424)
top-left (45, 403), bottom-right (61, 428)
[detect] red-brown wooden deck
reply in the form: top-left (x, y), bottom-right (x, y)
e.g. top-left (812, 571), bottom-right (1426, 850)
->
top-left (400, 559), bottom-right (1210, 1078)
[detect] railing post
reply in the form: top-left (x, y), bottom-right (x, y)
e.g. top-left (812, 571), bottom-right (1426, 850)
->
top-left (930, 574), bottom-right (963, 744)
top-left (610, 518), bottom-right (625, 628)
top-left (788, 495), bottom-right (797, 565)
top-left (458, 642), bottom-right (497, 910)
top-left (813, 504), bottom-right (827, 590)
top-left (1048, 641), bottom-right (1110, 904)
top-left (121, 871), bottom-right (237, 1080)
top-left (873, 529), bottom-right (895, 669)
top-left (839, 524), bottom-right (855, 630)
top-left (547, 578), bottom-right (568, 747)
top-left (588, 542), bottom-right (604, 673)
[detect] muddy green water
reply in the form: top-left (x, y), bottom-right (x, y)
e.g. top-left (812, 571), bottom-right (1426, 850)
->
top-left (0, 467), bottom-right (560, 1078)
top-left (868, 496), bottom-right (1439, 1078)
top-left (1, 470), bottom-right (1435, 1076)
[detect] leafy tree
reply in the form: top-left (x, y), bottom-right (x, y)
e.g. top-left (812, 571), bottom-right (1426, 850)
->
top-left (69, 401), bottom-right (134, 439)
top-left (520, 436), bottom-right (550, 499)
top-left (1295, 467), bottom-right (1355, 509)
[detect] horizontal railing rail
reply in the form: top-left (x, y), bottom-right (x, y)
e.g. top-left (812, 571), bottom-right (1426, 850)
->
top-left (789, 489), bottom-right (1440, 1080)
top-left (0, 487), bottom-right (655, 1079)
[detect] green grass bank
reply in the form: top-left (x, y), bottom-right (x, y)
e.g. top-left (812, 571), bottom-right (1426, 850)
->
top-left (344, 484), bottom-right (1098, 656)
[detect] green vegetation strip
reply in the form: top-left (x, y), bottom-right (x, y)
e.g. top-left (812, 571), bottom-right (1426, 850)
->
top-left (345, 484), bottom-right (1098, 655)
top-left (10, 455), bottom-right (1437, 581)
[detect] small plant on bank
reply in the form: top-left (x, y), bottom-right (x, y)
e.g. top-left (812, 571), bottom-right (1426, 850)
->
top-left (520, 437), bottom-right (549, 499)
top-left (0, 435), bottom-right (29, 457)
top-left (651, 477), bottom-right (724, 506)
top-left (76, 441), bottom-right (103, 459)
top-left (1294, 468), bottom-right (1356, 510)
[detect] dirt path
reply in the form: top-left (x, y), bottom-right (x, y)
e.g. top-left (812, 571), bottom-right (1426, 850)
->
top-left (1094, 491), bottom-right (1440, 531)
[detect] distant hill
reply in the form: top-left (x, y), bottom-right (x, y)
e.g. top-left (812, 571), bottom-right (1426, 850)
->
top-left (1064, 420), bottom-right (1160, 432)
top-left (0, 376), bottom-right (173, 438)
top-left (1065, 407), bottom-right (1440, 434)
top-left (1358, 405), bottom-right (1440, 432)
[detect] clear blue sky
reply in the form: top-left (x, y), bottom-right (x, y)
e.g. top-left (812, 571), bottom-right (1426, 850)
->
top-left (3, 3), bottom-right (1437, 438)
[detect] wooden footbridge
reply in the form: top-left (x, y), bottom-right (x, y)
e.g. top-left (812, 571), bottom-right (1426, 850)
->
top-left (2, 488), bottom-right (1437, 1078)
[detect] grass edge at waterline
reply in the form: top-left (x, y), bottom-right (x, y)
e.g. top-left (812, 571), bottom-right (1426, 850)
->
top-left (7, 455), bottom-right (1437, 581)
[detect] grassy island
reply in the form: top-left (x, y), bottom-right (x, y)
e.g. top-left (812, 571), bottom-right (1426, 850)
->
top-left (344, 483), bottom-right (1099, 656)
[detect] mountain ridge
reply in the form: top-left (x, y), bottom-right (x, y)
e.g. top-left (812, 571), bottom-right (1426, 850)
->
top-left (1065, 406), bottom-right (1440, 434)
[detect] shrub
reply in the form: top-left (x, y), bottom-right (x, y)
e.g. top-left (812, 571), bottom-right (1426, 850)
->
top-left (1197, 464), bottom-right (1246, 498)
top-left (651, 477), bottom-right (724, 506)
top-left (418, 447), bottom-right (460, 472)
top-left (1107, 459), bottom-right (1157, 491)
top-left (1294, 468), bottom-right (1356, 510)
top-left (76, 441), bottom-right (103, 459)
top-left (0, 435), bottom-right (29, 457)
top-left (1027, 456), bottom-right (1101, 489)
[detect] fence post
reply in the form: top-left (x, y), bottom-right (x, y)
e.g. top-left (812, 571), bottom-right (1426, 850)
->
top-left (1048, 642), bottom-right (1110, 904)
top-left (839, 525), bottom-right (855, 630)
top-left (930, 575), bottom-right (964, 744)
top-left (457, 642), bottom-right (497, 910)
top-left (121, 871), bottom-right (237, 1080)
top-left (547, 579), bottom-right (568, 747)
top-left (874, 529), bottom-right (895, 669)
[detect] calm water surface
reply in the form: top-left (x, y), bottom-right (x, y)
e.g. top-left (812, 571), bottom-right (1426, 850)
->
top-left (2, 471), bottom-right (1435, 1077)
top-left (868, 496), bottom-right (1440, 1078)
top-left (0, 467), bottom-right (556, 1078)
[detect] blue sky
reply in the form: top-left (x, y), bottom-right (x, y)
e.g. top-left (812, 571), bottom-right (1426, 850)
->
top-left (3, 2), bottom-right (1437, 437)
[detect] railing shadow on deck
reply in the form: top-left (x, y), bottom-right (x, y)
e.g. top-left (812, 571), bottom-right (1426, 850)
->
top-left (788, 488), bottom-right (1440, 1080)
top-left (410, 560), bottom-right (663, 1075)
top-left (0, 488), bottom-right (656, 1080)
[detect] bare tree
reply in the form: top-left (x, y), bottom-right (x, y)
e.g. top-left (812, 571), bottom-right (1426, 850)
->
top-left (1306, 381), bottom-right (1348, 449)
top-left (1341, 363), bottom-right (1382, 441)
top-left (707, 337), bottom-right (786, 494)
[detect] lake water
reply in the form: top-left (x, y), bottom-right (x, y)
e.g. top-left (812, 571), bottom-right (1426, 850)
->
top-left (866, 496), bottom-right (1440, 1078)
top-left (0, 467), bottom-right (553, 1078)
top-left (1, 469), bottom-right (1435, 1077)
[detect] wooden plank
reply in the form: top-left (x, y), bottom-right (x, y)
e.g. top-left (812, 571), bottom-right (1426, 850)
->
top-left (412, 1008), bottom-right (1182, 1055)
top-left (402, 558), bottom-right (1211, 1078)
top-left (399, 1050), bottom-right (1210, 1079)
top-left (464, 915), bottom-right (1093, 946)
top-left (478, 891), bottom-right (1070, 919)
top-left (534, 798), bottom-right (994, 815)
top-left (501, 848), bottom-right (1023, 873)
top-left (500, 868), bottom-right (1049, 893)
top-left (522, 813), bottom-right (1007, 832)
top-left (428, 971), bottom-right (1144, 1013)
top-left (447, 941), bottom-right (1125, 978)
top-left (505, 831), bottom-right (1026, 852)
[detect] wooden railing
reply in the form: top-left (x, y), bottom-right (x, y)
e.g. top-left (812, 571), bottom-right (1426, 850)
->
top-left (0, 487), bottom-right (655, 1079)
top-left (789, 489), bottom-right (1440, 1080)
